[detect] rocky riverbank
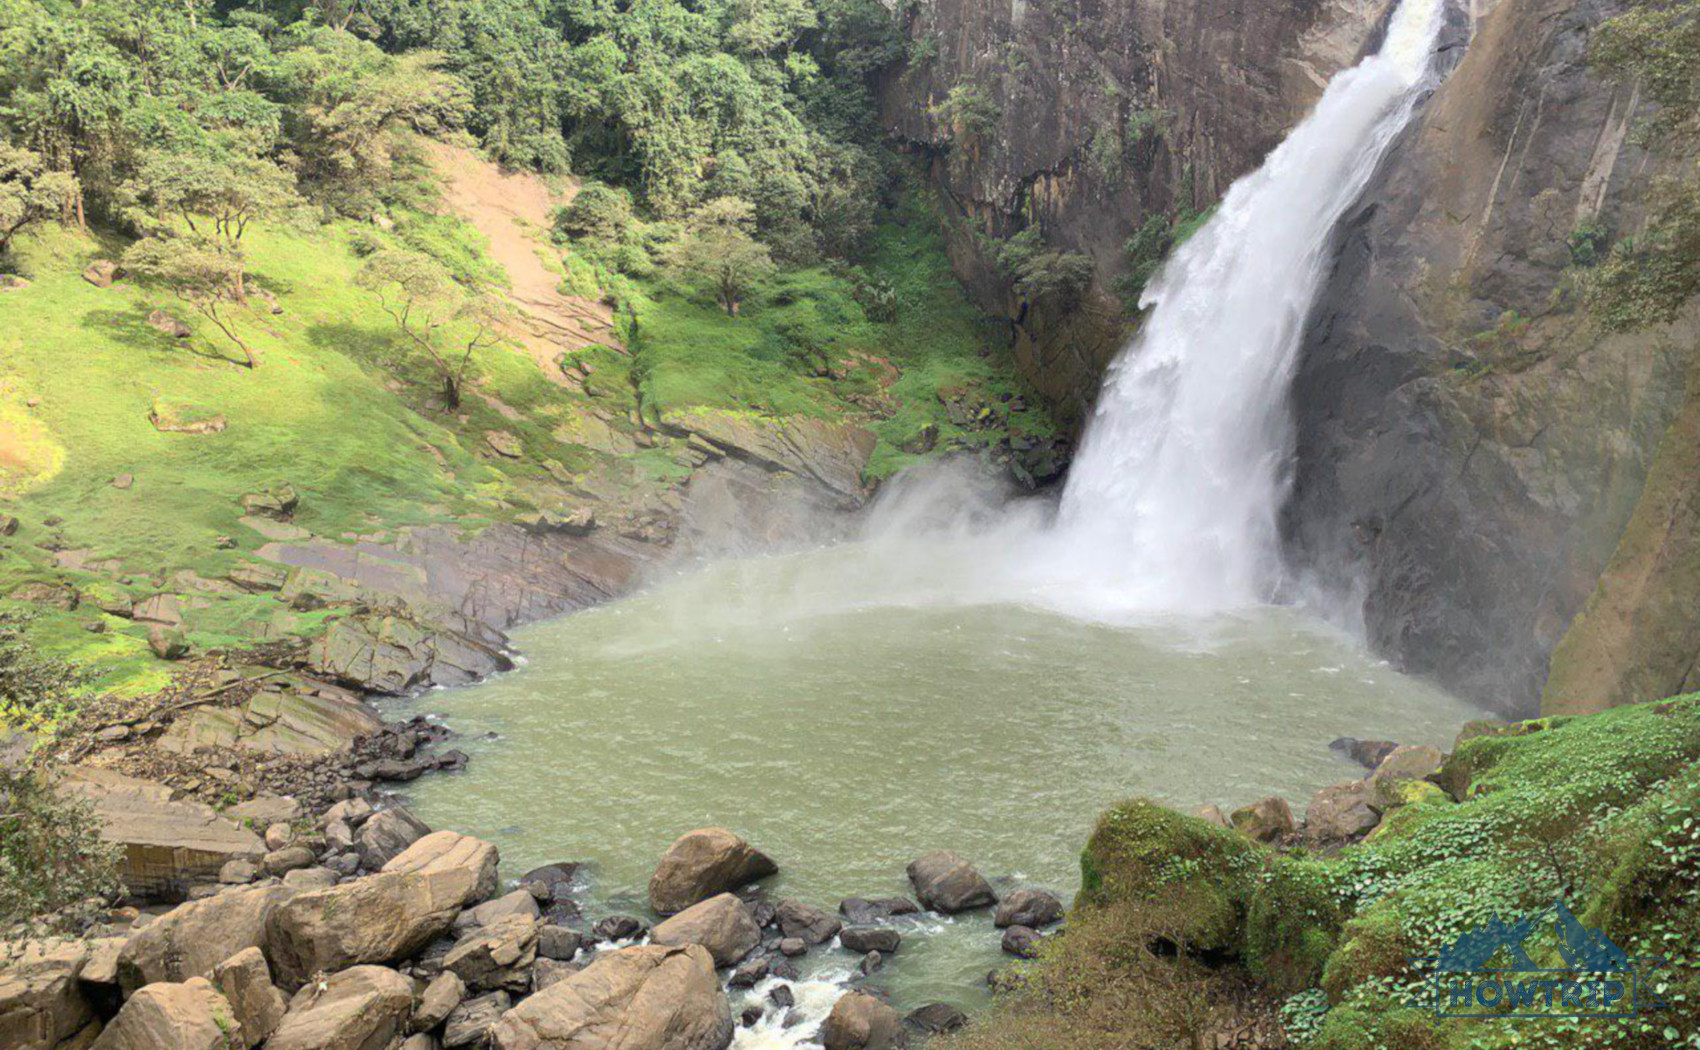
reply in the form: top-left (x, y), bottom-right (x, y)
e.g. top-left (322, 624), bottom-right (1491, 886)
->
top-left (2, 773), bottom-right (1075, 1050)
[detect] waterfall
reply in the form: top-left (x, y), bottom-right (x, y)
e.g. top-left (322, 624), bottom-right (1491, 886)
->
top-left (1050, 0), bottom-right (1445, 614)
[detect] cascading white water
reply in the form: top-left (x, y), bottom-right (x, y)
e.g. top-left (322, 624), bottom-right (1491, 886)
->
top-left (1052, 0), bottom-right (1445, 613)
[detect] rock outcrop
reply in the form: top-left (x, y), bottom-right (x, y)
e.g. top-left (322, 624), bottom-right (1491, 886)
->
top-left (89, 977), bottom-right (234, 1050)
top-left (117, 883), bottom-right (295, 992)
top-left (876, 0), bottom-right (1394, 426)
top-left (1287, 0), bottom-right (1700, 716)
top-left (57, 767), bottom-right (263, 900)
top-left (266, 965), bottom-right (415, 1050)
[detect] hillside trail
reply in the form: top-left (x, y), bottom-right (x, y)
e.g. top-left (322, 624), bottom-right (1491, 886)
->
top-left (424, 142), bottom-right (622, 385)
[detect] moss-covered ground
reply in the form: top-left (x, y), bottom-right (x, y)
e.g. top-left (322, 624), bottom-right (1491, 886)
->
top-left (951, 696), bottom-right (1700, 1050)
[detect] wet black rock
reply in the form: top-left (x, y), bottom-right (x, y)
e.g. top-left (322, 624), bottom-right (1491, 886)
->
top-left (740, 1006), bottom-right (764, 1027)
top-left (768, 985), bottom-right (795, 1010)
top-left (1329, 737), bottom-right (1398, 770)
top-left (591, 915), bottom-right (647, 942)
top-left (839, 928), bottom-right (901, 954)
top-left (859, 950), bottom-right (884, 975)
top-left (776, 899), bottom-right (842, 945)
top-left (730, 955), bottom-right (770, 988)
top-left (520, 862), bottom-right (583, 902)
top-left (906, 1003), bottom-right (968, 1034)
top-left (839, 897), bottom-right (920, 924)
top-left (994, 888), bottom-right (1064, 929)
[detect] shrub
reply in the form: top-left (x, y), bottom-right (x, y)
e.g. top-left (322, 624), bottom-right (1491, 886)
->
top-left (0, 763), bottom-right (123, 935)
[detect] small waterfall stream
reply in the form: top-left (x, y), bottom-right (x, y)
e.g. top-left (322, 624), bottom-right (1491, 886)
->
top-left (1053, 0), bottom-right (1445, 612)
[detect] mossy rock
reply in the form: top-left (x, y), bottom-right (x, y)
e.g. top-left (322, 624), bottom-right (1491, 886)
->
top-left (1245, 857), bottom-right (1343, 994)
top-left (1321, 907), bottom-right (1419, 1002)
top-left (1078, 798), bottom-right (1260, 953)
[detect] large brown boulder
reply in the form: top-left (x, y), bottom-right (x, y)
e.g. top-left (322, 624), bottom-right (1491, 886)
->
top-left (266, 965), bottom-right (414, 1050)
top-left (117, 884), bottom-right (295, 993)
top-left (1304, 781), bottom-right (1382, 845)
top-left (268, 833), bottom-right (497, 988)
top-left (647, 829), bottom-right (776, 915)
top-left (906, 851), bottom-right (996, 913)
top-left (356, 807), bottom-right (433, 870)
top-left (994, 888), bottom-right (1064, 929)
top-left (775, 899), bottom-right (842, 946)
top-left (489, 944), bottom-right (732, 1050)
top-left (1368, 745), bottom-right (1446, 807)
top-left (1230, 797), bottom-right (1296, 843)
top-left (0, 940), bottom-right (97, 1050)
top-left (209, 948), bottom-right (286, 1049)
top-left (650, 894), bottom-right (760, 967)
top-left (444, 914), bottom-right (539, 993)
top-left (89, 977), bottom-right (236, 1050)
top-left (383, 830), bottom-right (501, 902)
top-left (820, 992), bottom-right (903, 1050)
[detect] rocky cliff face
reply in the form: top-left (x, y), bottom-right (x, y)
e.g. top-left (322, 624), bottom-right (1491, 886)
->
top-left (878, 0), bottom-right (1394, 425)
top-left (1286, 0), bottom-right (1700, 716)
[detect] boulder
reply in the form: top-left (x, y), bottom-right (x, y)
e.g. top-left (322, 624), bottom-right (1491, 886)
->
top-left (839, 928), bottom-right (900, 954)
top-left (321, 798), bottom-right (375, 829)
top-left (58, 767), bottom-right (264, 900)
top-left (81, 260), bottom-right (122, 288)
top-left (1001, 925), bottom-right (1042, 958)
top-left (1194, 804), bottom-right (1232, 827)
top-left (775, 899), bottom-right (842, 946)
top-left (146, 309), bottom-right (191, 339)
top-left (210, 948), bottom-right (286, 1048)
top-left (268, 833), bottom-right (497, 988)
top-left (906, 851), bottom-right (996, 913)
top-left (266, 965), bottom-right (414, 1050)
top-left (648, 828), bottom-right (777, 915)
top-left (412, 972), bottom-right (466, 1034)
top-left (858, 951), bottom-right (883, 976)
top-left (0, 939), bottom-right (96, 1050)
top-left (443, 914), bottom-right (538, 993)
top-left (489, 944), bottom-right (732, 1050)
top-left (281, 868), bottom-right (338, 891)
top-left (356, 807), bottom-right (433, 870)
top-left (444, 991), bottom-right (510, 1049)
top-left (146, 626), bottom-right (189, 661)
top-left (518, 862), bottom-right (581, 903)
top-left (838, 898), bottom-right (919, 924)
top-left (591, 916), bottom-right (647, 943)
top-left (80, 937), bottom-right (127, 989)
top-left (993, 888), bottom-right (1063, 929)
top-left (1328, 737), bottom-right (1399, 770)
top-left (261, 846), bottom-right (316, 877)
top-left (1229, 797), bottom-right (1296, 842)
top-left (239, 485), bottom-right (299, 519)
top-left (778, 938), bottom-right (806, 957)
top-left (117, 883), bottom-right (295, 993)
top-left (651, 893), bottom-right (761, 967)
top-left (455, 889), bottom-right (540, 931)
top-left (1304, 781), bottom-right (1382, 844)
top-left (1369, 745), bottom-right (1446, 808)
top-left (89, 977), bottom-right (234, 1050)
top-left (260, 788), bottom-right (316, 825)
top-left (905, 1003), bottom-right (967, 1035)
top-left (728, 955), bottom-right (768, 988)
top-left (536, 926), bottom-right (583, 962)
top-left (820, 992), bottom-right (903, 1050)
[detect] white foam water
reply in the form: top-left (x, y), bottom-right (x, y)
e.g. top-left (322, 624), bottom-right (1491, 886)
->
top-left (1049, 0), bottom-right (1445, 615)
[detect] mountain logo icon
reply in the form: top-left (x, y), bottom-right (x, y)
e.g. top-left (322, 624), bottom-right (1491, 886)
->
top-left (1415, 899), bottom-right (1665, 1019)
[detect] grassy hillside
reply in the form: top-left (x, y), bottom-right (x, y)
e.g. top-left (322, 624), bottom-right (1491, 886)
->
top-left (0, 175), bottom-right (1056, 704)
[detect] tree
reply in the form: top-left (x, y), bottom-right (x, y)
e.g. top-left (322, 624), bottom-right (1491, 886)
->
top-left (121, 138), bottom-right (300, 298)
top-left (122, 234), bottom-right (259, 368)
top-left (0, 145), bottom-right (79, 263)
top-left (663, 197), bottom-right (775, 316)
top-left (355, 249), bottom-right (503, 407)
